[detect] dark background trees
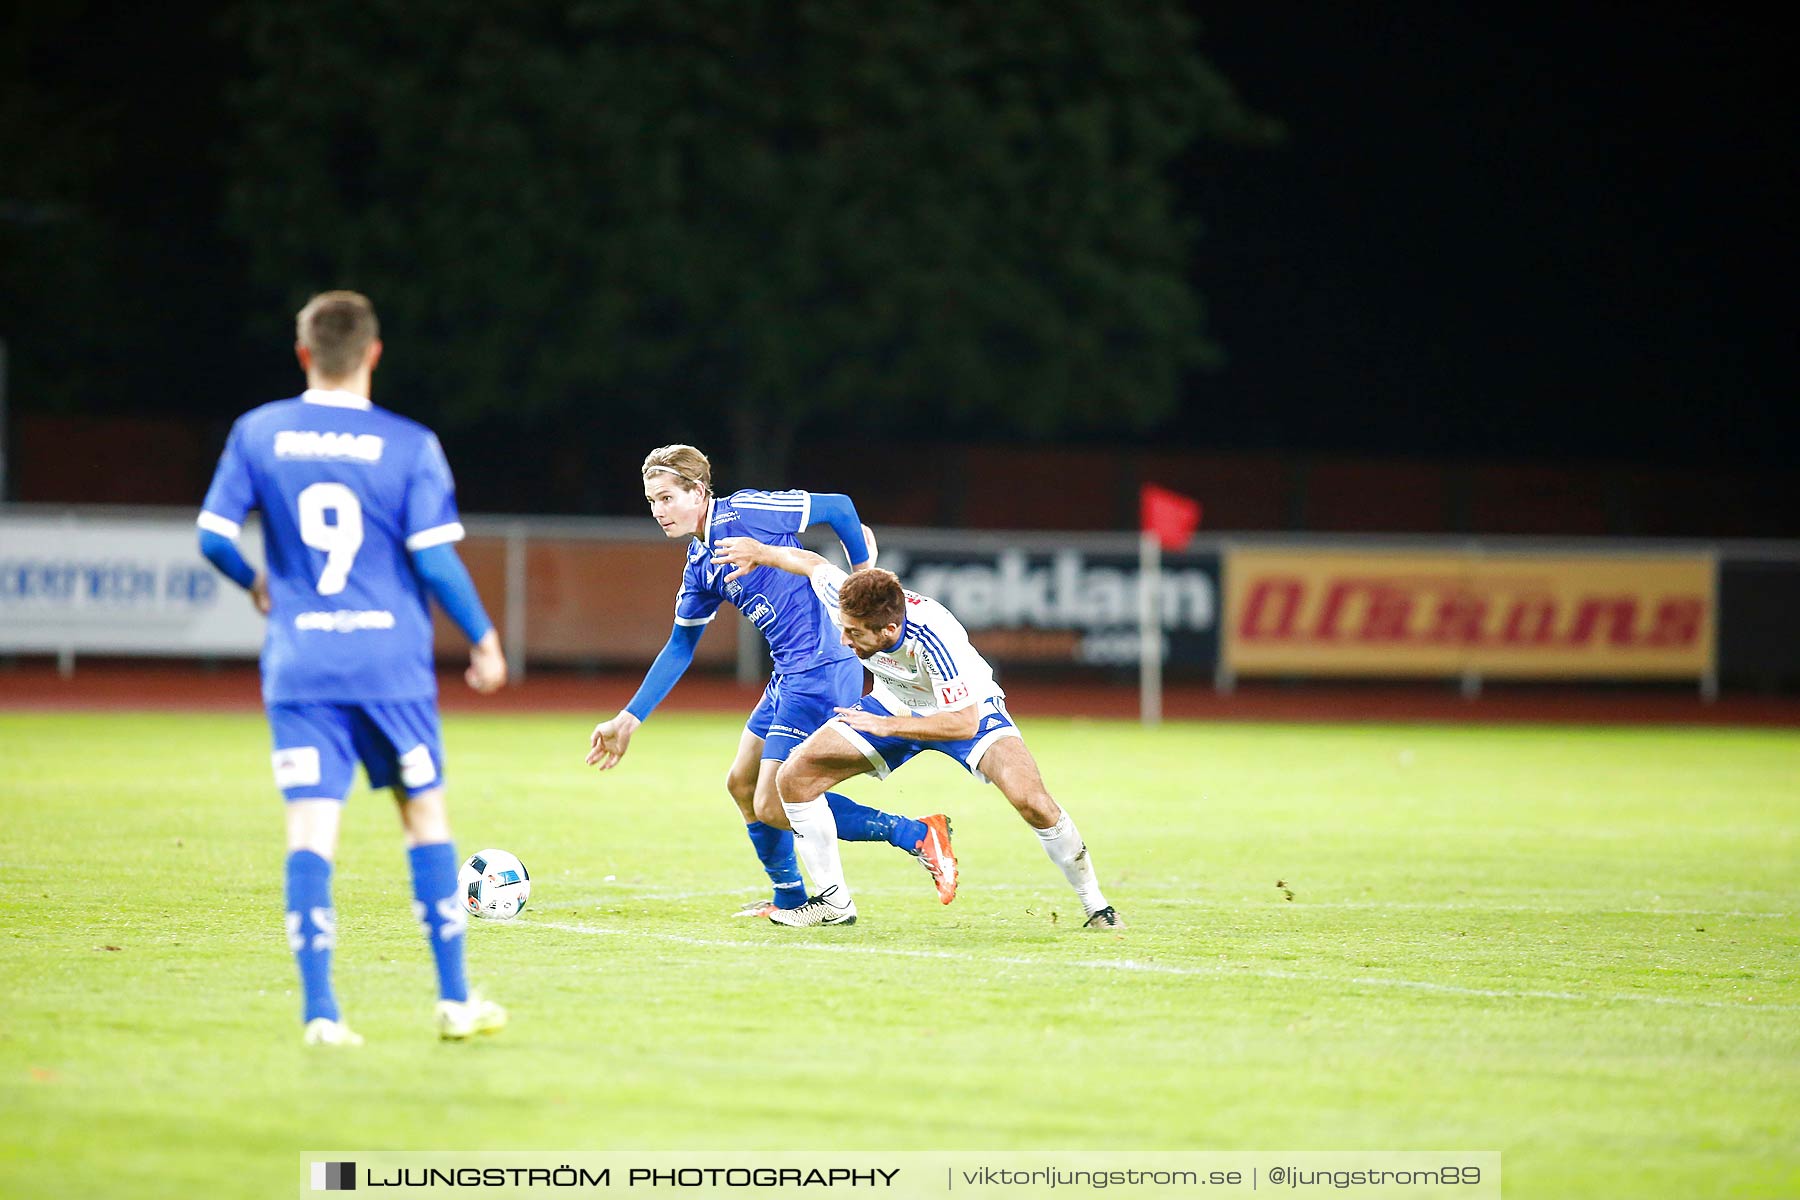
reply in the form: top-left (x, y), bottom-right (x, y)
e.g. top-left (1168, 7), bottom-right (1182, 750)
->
top-left (223, 0), bottom-right (1270, 494)
top-left (1, 3), bottom-right (1790, 522)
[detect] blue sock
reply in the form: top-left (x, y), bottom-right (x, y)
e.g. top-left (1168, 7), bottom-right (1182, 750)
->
top-left (408, 842), bottom-right (469, 1003)
top-left (825, 792), bottom-right (928, 852)
top-left (285, 849), bottom-right (339, 1024)
top-left (745, 821), bottom-right (807, 909)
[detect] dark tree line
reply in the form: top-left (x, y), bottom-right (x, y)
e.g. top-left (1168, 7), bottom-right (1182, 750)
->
top-left (3, 1), bottom-right (1271, 498)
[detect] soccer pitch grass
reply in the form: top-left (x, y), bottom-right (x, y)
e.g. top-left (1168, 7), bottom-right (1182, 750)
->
top-left (2, 711), bottom-right (1796, 1199)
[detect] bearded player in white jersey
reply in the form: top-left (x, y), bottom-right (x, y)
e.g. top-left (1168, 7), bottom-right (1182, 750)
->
top-left (710, 538), bottom-right (1122, 931)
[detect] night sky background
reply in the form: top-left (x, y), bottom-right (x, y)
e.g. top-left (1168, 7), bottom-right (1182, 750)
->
top-left (3, 3), bottom-right (1792, 514)
top-left (1191, 5), bottom-right (1791, 467)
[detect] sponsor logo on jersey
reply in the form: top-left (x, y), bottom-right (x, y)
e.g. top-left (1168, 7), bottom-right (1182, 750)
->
top-left (742, 595), bottom-right (776, 630)
top-left (274, 430), bottom-right (385, 462)
top-left (295, 609), bottom-right (397, 632)
top-left (939, 681), bottom-right (970, 706)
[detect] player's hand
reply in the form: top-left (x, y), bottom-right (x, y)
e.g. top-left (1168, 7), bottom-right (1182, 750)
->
top-left (250, 572), bottom-right (272, 616)
top-left (711, 536), bottom-right (767, 582)
top-left (466, 631), bottom-right (508, 694)
top-left (586, 711), bottom-right (640, 770)
top-left (832, 706), bottom-right (892, 736)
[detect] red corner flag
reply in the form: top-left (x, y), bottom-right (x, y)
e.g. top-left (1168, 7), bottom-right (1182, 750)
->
top-left (1140, 483), bottom-right (1202, 551)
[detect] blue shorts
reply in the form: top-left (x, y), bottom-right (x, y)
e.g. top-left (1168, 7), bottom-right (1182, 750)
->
top-left (747, 657), bottom-right (865, 763)
top-left (826, 694), bottom-right (1021, 783)
top-left (266, 700), bottom-right (446, 803)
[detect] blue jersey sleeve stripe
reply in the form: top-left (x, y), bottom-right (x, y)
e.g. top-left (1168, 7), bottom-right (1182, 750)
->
top-left (673, 614), bottom-right (716, 626)
top-left (731, 487), bottom-right (807, 505)
top-left (917, 626), bottom-right (960, 677)
top-left (732, 497), bottom-right (807, 511)
top-left (404, 521), bottom-right (465, 551)
top-left (196, 511), bottom-right (242, 538)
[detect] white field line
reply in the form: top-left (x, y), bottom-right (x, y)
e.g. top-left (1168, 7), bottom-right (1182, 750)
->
top-left (548, 888), bottom-right (1792, 920)
top-left (523, 919), bottom-right (1800, 1013)
top-left (1271, 902), bottom-right (1792, 919)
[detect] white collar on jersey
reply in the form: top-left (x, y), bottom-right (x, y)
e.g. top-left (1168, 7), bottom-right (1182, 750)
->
top-left (302, 388), bottom-right (373, 410)
top-left (700, 497), bottom-right (717, 544)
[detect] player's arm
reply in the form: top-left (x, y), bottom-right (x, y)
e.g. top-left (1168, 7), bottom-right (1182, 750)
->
top-left (197, 421), bottom-right (270, 615)
top-left (806, 493), bottom-right (875, 570)
top-left (410, 544), bottom-right (506, 693)
top-left (710, 537), bottom-right (829, 584)
top-left (833, 702), bottom-right (980, 742)
top-left (402, 432), bottom-right (504, 692)
top-left (196, 521), bottom-right (271, 615)
top-left (585, 620), bottom-right (705, 770)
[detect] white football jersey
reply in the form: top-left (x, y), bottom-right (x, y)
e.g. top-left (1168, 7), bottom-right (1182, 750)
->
top-left (811, 564), bottom-right (1003, 716)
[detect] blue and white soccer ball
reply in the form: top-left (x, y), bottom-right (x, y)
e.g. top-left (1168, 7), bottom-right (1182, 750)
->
top-left (459, 849), bottom-right (531, 920)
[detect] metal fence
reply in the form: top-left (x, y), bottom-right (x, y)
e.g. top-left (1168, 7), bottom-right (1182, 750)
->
top-left (6, 506), bottom-right (1799, 701)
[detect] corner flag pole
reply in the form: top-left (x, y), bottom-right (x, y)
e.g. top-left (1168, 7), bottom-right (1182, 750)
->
top-left (1137, 483), bottom-right (1202, 728)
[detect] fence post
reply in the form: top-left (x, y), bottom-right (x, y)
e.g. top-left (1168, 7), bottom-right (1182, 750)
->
top-left (1460, 539), bottom-right (1482, 700)
top-left (735, 611), bottom-right (764, 687)
top-left (504, 523), bottom-right (527, 685)
top-left (1701, 546), bottom-right (1720, 702)
top-left (1139, 530), bottom-right (1162, 726)
top-left (1213, 539), bottom-right (1235, 694)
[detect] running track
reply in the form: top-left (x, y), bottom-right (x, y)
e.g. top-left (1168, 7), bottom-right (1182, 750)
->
top-left (3, 661), bottom-right (1796, 726)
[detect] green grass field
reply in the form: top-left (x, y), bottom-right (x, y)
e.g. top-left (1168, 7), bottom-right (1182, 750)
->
top-left (2, 710), bottom-right (1796, 1198)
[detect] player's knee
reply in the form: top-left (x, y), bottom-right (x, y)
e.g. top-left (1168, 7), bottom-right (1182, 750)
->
top-left (410, 811), bottom-right (452, 845)
top-left (286, 799), bottom-right (341, 857)
top-left (724, 764), bottom-right (757, 806)
top-left (401, 788), bottom-right (452, 845)
top-left (1011, 789), bottom-right (1061, 828)
top-left (774, 756), bottom-right (813, 805)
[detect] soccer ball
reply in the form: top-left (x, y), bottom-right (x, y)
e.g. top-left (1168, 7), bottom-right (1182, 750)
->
top-left (459, 849), bottom-right (531, 920)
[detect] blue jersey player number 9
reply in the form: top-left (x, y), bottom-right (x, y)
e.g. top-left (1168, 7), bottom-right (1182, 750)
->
top-left (297, 483), bottom-right (364, 595)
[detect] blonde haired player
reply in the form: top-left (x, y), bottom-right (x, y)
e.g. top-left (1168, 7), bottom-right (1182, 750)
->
top-left (585, 446), bottom-right (955, 918)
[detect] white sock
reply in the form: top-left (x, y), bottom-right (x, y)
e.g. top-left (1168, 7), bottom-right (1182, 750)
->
top-left (1034, 811), bottom-right (1107, 915)
top-left (783, 798), bottom-right (851, 904)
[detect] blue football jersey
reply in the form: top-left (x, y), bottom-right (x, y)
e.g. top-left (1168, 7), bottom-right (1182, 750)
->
top-left (674, 489), bottom-right (857, 675)
top-left (198, 389), bottom-right (464, 703)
